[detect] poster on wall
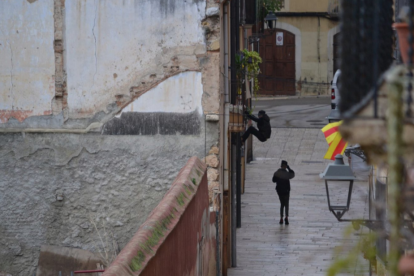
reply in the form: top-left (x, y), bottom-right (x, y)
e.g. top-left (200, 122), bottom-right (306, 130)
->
top-left (276, 32), bottom-right (284, 46)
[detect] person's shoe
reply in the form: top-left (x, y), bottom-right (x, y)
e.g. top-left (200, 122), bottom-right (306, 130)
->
top-left (284, 217), bottom-right (289, 225)
top-left (279, 218), bottom-right (283, 225)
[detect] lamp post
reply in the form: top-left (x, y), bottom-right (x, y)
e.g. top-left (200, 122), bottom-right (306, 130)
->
top-left (248, 11), bottom-right (278, 44)
top-left (320, 154), bottom-right (356, 221)
top-left (264, 11), bottom-right (278, 30)
top-left (320, 154), bottom-right (385, 232)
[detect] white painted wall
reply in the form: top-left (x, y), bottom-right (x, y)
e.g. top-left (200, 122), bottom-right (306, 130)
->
top-left (0, 0), bottom-right (55, 123)
top-left (65, 0), bottom-right (206, 117)
top-left (118, 72), bottom-right (203, 115)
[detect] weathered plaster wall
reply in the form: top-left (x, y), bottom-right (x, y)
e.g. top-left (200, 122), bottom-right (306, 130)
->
top-left (0, 1), bottom-right (221, 274)
top-left (0, 0), bottom-right (55, 123)
top-left (65, 0), bottom-right (206, 118)
top-left (0, 0), bottom-right (220, 127)
top-left (117, 72), bottom-right (203, 115)
top-left (0, 129), bottom-right (218, 275)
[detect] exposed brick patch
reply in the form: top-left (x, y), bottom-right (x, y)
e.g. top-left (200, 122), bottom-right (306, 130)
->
top-left (53, 0), bottom-right (67, 117)
top-left (0, 110), bottom-right (34, 123)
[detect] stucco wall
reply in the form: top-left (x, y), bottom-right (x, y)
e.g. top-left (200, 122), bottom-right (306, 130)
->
top-left (0, 126), bottom-right (218, 275)
top-left (277, 17), bottom-right (339, 95)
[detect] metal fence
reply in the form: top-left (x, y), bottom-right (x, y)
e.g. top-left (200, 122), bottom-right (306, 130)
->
top-left (339, 0), bottom-right (393, 116)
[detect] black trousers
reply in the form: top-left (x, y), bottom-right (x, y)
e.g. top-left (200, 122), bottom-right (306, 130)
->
top-left (242, 126), bottom-right (267, 142)
top-left (278, 193), bottom-right (290, 217)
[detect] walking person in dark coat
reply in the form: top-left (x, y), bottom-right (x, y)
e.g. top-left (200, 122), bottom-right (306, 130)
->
top-left (272, 160), bottom-right (295, 225)
top-left (241, 110), bottom-right (271, 144)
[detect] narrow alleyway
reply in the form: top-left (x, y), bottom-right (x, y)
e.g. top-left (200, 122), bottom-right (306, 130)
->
top-left (228, 128), bottom-right (370, 276)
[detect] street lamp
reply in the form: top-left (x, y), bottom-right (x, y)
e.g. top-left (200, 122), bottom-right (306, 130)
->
top-left (320, 154), bottom-right (356, 221)
top-left (264, 11), bottom-right (278, 30)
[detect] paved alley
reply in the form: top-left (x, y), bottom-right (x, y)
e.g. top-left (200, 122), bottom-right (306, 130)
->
top-left (228, 128), bottom-right (370, 276)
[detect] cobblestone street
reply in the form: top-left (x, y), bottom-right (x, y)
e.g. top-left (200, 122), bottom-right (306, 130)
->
top-left (228, 128), bottom-right (370, 276)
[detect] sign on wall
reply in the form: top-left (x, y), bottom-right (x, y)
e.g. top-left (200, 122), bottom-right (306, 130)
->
top-left (276, 32), bottom-right (284, 46)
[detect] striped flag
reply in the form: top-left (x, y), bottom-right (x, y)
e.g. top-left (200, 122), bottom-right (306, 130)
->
top-left (321, 121), bottom-right (348, 160)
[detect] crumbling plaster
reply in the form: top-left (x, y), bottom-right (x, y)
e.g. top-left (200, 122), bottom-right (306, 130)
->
top-left (0, 0), bottom-right (221, 127)
top-left (0, 0), bottom-right (55, 123)
top-left (65, 0), bottom-right (207, 118)
top-left (117, 72), bottom-right (203, 115)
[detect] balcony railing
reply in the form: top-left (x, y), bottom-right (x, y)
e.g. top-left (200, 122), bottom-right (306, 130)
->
top-left (328, 0), bottom-right (341, 18)
top-left (338, 0), bottom-right (393, 117)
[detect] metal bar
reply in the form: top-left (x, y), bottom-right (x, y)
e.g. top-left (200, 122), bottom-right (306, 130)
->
top-left (407, 0), bottom-right (414, 117)
top-left (216, 209), bottom-right (221, 276)
top-left (236, 133), bottom-right (242, 228)
top-left (346, 180), bottom-right (354, 210)
top-left (372, 0), bottom-right (380, 118)
top-left (387, 64), bottom-right (405, 276)
top-left (224, 3), bottom-right (229, 103)
top-left (324, 180), bottom-right (332, 210)
top-left (236, 0), bottom-right (240, 53)
top-left (74, 270), bottom-right (105, 274)
top-left (230, 0), bottom-right (237, 105)
top-left (231, 138), bottom-right (237, 267)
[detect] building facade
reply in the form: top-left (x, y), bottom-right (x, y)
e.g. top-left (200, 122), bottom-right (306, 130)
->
top-left (254, 0), bottom-right (340, 96)
top-left (0, 0), bottom-right (222, 275)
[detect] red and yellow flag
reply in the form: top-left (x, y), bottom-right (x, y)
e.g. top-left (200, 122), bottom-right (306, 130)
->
top-left (321, 121), bottom-right (348, 160)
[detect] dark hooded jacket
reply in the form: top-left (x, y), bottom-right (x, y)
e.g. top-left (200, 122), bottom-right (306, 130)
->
top-left (272, 167), bottom-right (295, 195)
top-left (247, 113), bottom-right (272, 139)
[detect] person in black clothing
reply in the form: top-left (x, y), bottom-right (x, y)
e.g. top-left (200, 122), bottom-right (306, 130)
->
top-left (272, 160), bottom-right (295, 225)
top-left (241, 110), bottom-right (271, 143)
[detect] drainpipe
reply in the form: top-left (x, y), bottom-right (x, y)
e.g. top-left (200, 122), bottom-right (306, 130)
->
top-left (230, 0), bottom-right (237, 105)
top-left (224, 4), bottom-right (229, 103)
top-left (231, 136), bottom-right (237, 267)
top-left (236, 133), bottom-right (242, 229)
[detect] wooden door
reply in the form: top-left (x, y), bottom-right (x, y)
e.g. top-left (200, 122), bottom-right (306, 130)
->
top-left (333, 32), bottom-right (341, 73)
top-left (258, 29), bottom-right (296, 95)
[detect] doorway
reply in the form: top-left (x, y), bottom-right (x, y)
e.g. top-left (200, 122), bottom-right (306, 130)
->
top-left (258, 29), bottom-right (296, 96)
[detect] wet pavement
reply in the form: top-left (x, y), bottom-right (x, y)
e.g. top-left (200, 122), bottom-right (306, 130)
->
top-left (228, 128), bottom-right (370, 276)
top-left (253, 97), bottom-right (331, 129)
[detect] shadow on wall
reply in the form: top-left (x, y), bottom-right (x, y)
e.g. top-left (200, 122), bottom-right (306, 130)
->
top-left (102, 110), bottom-right (201, 135)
